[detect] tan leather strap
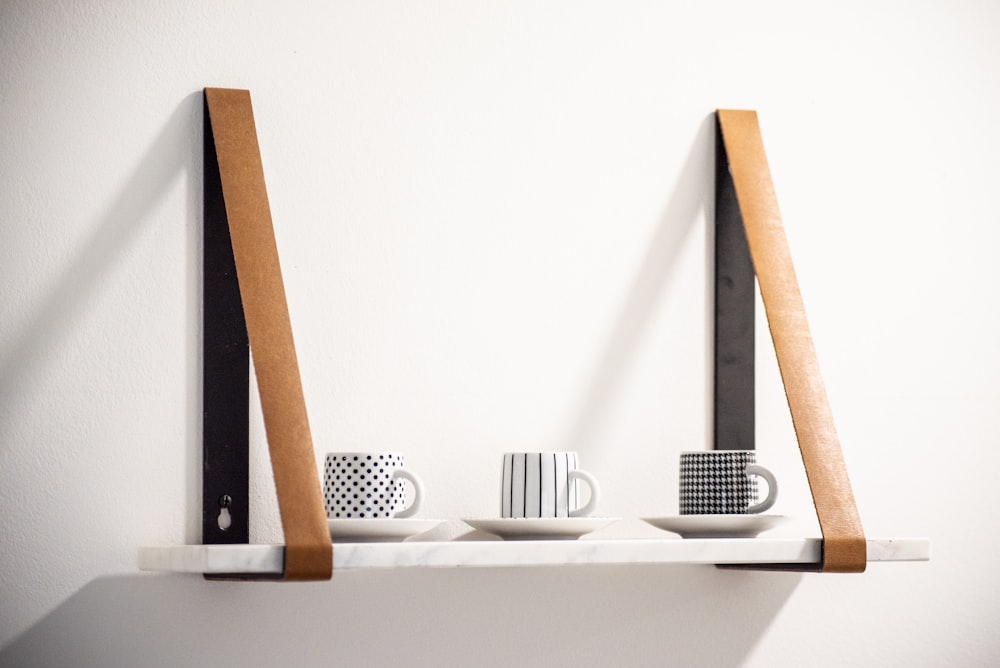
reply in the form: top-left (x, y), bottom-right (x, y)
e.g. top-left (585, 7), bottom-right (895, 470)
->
top-left (717, 109), bottom-right (866, 573)
top-left (205, 88), bottom-right (332, 580)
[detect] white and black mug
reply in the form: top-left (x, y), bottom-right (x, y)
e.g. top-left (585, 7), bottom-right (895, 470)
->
top-left (323, 452), bottom-right (424, 519)
top-left (501, 452), bottom-right (600, 518)
top-left (678, 450), bottom-right (777, 515)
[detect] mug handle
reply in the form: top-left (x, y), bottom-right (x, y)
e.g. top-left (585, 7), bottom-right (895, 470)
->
top-left (745, 464), bottom-right (778, 514)
top-left (568, 469), bottom-right (601, 518)
top-left (391, 469), bottom-right (424, 518)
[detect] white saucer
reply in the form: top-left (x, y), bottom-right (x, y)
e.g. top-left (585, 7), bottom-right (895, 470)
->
top-left (328, 518), bottom-right (444, 542)
top-left (641, 515), bottom-right (789, 539)
top-left (463, 517), bottom-right (619, 541)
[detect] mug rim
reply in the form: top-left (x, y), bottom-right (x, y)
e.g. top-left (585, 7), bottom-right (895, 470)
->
top-left (680, 450), bottom-right (756, 455)
top-left (502, 451), bottom-right (580, 456)
top-left (324, 452), bottom-right (406, 459)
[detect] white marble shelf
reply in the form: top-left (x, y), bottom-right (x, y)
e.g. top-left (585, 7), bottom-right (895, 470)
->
top-left (138, 538), bottom-right (930, 576)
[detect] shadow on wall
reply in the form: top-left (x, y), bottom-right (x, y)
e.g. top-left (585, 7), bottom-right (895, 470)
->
top-left (0, 565), bottom-right (800, 668)
top-left (0, 92), bottom-right (202, 403)
top-left (0, 90), bottom-right (206, 543)
top-left (560, 113), bottom-right (716, 456)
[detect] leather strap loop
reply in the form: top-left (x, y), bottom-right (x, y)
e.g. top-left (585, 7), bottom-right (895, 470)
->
top-left (205, 88), bottom-right (332, 580)
top-left (717, 109), bottom-right (866, 573)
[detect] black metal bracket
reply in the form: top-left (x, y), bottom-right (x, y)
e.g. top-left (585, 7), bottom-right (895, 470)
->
top-left (202, 94), bottom-right (250, 546)
top-left (713, 115), bottom-right (755, 452)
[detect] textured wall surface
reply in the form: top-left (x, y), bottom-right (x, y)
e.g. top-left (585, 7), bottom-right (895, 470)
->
top-left (2, 2), bottom-right (997, 666)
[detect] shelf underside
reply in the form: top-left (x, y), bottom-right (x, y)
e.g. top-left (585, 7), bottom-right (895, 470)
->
top-left (139, 538), bottom-right (929, 576)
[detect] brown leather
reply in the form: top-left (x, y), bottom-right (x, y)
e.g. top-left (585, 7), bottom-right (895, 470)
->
top-left (717, 110), bottom-right (866, 573)
top-left (205, 88), bottom-right (333, 580)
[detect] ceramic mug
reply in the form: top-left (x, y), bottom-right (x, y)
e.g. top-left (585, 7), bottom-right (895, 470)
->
top-left (323, 452), bottom-right (424, 519)
top-left (678, 450), bottom-right (777, 515)
top-left (501, 452), bottom-right (600, 518)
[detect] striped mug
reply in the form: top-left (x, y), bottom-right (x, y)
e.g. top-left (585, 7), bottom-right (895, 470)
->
top-left (501, 452), bottom-right (600, 518)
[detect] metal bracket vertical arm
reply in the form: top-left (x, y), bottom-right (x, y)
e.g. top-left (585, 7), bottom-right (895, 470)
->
top-left (714, 118), bottom-right (755, 452)
top-left (202, 94), bottom-right (250, 546)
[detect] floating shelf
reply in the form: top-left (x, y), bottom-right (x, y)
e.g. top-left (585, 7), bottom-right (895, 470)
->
top-left (139, 538), bottom-right (929, 576)
top-left (139, 90), bottom-right (929, 580)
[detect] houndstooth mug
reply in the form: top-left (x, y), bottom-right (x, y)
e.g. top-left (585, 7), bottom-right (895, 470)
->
top-left (678, 450), bottom-right (777, 515)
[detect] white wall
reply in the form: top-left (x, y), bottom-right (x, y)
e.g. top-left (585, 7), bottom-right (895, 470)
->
top-left (1, 1), bottom-right (997, 665)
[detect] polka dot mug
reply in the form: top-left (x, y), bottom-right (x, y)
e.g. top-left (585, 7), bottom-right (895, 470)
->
top-left (323, 452), bottom-right (424, 519)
